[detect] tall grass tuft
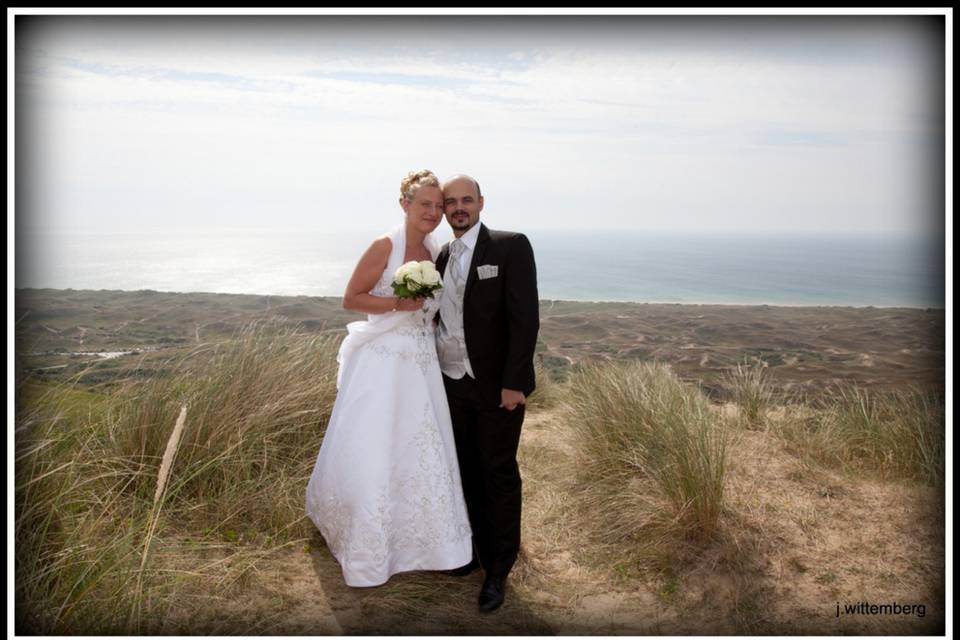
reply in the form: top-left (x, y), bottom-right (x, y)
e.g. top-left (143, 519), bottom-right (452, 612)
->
top-left (15, 320), bottom-right (342, 633)
top-left (563, 361), bottom-right (729, 564)
top-left (15, 380), bottom-right (143, 633)
top-left (129, 404), bottom-right (189, 632)
top-left (112, 319), bottom-right (340, 540)
top-left (525, 357), bottom-right (565, 411)
top-left (773, 385), bottom-right (945, 486)
top-left (723, 360), bottom-right (775, 427)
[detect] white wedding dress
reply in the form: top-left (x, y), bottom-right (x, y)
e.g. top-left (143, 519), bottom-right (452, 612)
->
top-left (305, 224), bottom-right (473, 587)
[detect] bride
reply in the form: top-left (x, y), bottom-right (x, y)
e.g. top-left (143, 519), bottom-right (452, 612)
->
top-left (305, 169), bottom-right (473, 587)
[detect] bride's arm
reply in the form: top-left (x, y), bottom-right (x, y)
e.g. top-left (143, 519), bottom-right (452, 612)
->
top-left (342, 238), bottom-right (424, 313)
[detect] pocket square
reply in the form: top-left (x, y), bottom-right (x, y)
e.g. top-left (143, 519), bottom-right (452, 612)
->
top-left (477, 265), bottom-right (499, 280)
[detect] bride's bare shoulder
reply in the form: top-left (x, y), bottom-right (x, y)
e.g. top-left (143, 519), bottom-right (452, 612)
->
top-left (369, 235), bottom-right (392, 253)
top-left (355, 235), bottom-right (391, 265)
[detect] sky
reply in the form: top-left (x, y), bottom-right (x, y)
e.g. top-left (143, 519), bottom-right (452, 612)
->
top-left (13, 12), bottom-right (948, 235)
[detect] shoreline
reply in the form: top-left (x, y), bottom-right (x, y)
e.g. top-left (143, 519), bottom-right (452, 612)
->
top-left (13, 286), bottom-right (946, 312)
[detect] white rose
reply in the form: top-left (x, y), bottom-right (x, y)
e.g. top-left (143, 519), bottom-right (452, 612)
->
top-left (419, 261), bottom-right (441, 286)
top-left (394, 261), bottom-right (420, 284)
top-left (406, 261), bottom-right (424, 283)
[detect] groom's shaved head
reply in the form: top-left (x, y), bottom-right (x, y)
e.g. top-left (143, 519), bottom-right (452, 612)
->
top-left (442, 174), bottom-right (484, 237)
top-left (442, 174), bottom-right (482, 200)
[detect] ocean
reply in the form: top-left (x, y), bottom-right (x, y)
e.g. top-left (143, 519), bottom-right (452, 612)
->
top-left (14, 228), bottom-right (946, 308)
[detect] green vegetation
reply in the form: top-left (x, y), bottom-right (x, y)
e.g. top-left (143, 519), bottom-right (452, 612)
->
top-left (771, 385), bottom-right (945, 486)
top-left (723, 360), bottom-right (776, 427)
top-left (113, 320), bottom-right (340, 537)
top-left (13, 289), bottom-right (945, 633)
top-left (15, 321), bottom-right (340, 633)
top-left (526, 358), bottom-right (565, 410)
top-left (563, 361), bottom-right (729, 567)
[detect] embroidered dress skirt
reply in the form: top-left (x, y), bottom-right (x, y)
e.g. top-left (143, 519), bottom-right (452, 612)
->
top-left (305, 314), bottom-right (473, 587)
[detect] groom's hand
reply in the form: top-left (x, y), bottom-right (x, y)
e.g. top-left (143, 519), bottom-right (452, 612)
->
top-left (499, 388), bottom-right (526, 411)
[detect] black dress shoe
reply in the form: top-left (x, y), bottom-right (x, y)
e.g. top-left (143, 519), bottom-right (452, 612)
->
top-left (478, 575), bottom-right (505, 612)
top-left (446, 557), bottom-right (480, 576)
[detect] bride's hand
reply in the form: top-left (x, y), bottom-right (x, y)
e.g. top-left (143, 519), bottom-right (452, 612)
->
top-left (395, 296), bottom-right (425, 312)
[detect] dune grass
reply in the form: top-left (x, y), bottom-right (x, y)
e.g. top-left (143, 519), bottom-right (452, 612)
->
top-left (562, 360), bottom-right (729, 568)
top-left (772, 384), bottom-right (945, 486)
top-left (15, 320), bottom-right (341, 634)
top-left (15, 317), bottom-right (944, 633)
top-left (525, 357), bottom-right (565, 411)
top-left (722, 360), bottom-right (776, 427)
top-left (15, 373), bottom-right (147, 633)
top-left (112, 319), bottom-right (340, 540)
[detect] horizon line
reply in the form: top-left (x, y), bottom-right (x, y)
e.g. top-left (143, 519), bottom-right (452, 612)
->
top-left (12, 286), bottom-right (947, 312)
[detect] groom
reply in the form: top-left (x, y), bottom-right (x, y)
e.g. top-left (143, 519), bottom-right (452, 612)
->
top-left (435, 174), bottom-right (540, 613)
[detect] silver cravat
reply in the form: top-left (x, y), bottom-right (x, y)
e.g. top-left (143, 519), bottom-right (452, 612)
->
top-left (448, 239), bottom-right (466, 292)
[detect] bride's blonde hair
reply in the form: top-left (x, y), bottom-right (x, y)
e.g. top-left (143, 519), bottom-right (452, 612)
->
top-left (400, 169), bottom-right (440, 202)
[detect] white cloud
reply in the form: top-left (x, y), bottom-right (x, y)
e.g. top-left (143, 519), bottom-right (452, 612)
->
top-left (15, 17), bottom-right (945, 235)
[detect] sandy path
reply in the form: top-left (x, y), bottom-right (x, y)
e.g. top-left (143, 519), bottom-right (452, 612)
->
top-left (168, 407), bottom-right (675, 634)
top-left (160, 405), bottom-right (944, 635)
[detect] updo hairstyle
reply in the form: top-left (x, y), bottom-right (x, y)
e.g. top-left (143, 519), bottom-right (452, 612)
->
top-left (400, 169), bottom-right (440, 202)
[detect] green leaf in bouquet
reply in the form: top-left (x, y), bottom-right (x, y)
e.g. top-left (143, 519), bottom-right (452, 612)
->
top-left (391, 282), bottom-right (413, 298)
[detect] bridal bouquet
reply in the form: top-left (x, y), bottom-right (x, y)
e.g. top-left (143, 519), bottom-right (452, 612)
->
top-left (392, 260), bottom-right (443, 299)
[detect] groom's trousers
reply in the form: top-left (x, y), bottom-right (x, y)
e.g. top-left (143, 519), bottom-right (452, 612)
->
top-left (443, 372), bottom-right (524, 579)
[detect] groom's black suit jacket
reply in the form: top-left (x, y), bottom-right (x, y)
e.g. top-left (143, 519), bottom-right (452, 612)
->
top-left (436, 223), bottom-right (540, 407)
